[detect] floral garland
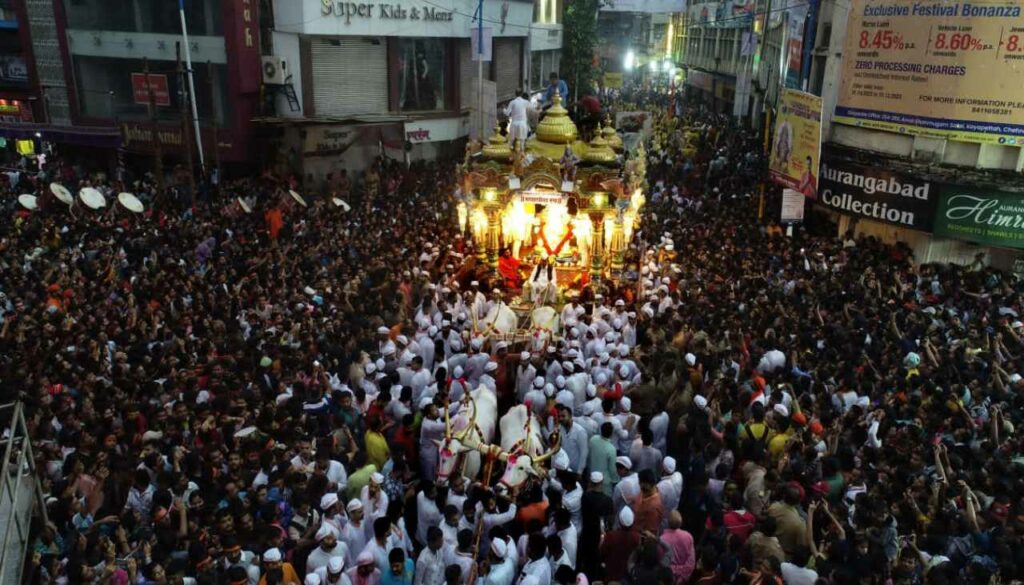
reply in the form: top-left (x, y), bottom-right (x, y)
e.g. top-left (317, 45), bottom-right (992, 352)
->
top-left (538, 221), bottom-right (574, 257)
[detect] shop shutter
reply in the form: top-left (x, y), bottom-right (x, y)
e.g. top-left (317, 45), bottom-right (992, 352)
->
top-left (459, 39), bottom-right (492, 109)
top-left (494, 38), bottom-right (522, 102)
top-left (310, 37), bottom-right (388, 116)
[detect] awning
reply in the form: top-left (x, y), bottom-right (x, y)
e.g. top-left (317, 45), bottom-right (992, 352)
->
top-left (0, 123), bottom-right (122, 148)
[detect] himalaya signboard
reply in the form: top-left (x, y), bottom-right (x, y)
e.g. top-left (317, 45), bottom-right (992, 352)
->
top-left (935, 188), bottom-right (1024, 249)
top-left (818, 159), bottom-right (936, 231)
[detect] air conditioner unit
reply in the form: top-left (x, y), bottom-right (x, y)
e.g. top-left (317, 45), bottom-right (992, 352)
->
top-left (262, 56), bottom-right (287, 85)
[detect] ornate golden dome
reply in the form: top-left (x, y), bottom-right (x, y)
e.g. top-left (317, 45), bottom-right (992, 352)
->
top-left (481, 122), bottom-right (512, 161)
top-left (583, 123), bottom-right (617, 165)
top-left (535, 94), bottom-right (578, 145)
top-left (602, 117), bottom-right (624, 152)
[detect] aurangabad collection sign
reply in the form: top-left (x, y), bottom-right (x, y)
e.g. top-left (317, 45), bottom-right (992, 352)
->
top-left (818, 158), bottom-right (937, 231)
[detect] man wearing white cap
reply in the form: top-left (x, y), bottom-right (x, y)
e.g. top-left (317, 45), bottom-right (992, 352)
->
top-left (311, 556), bottom-right (350, 585)
top-left (516, 351), bottom-right (537, 403)
top-left (478, 537), bottom-right (515, 585)
top-left (361, 473), bottom-right (390, 524)
top-left (341, 499), bottom-right (369, 566)
top-left (308, 524), bottom-right (350, 575)
top-left (464, 337), bottom-right (490, 385)
top-left (347, 551), bottom-right (381, 585)
top-left (263, 547), bottom-right (302, 584)
top-left (478, 360), bottom-right (499, 393)
top-left (578, 472), bottom-right (613, 575)
top-left (657, 457), bottom-right (683, 528)
top-left (599, 507), bottom-right (639, 583)
top-left (320, 492), bottom-right (345, 537)
top-left (612, 456), bottom-right (639, 515)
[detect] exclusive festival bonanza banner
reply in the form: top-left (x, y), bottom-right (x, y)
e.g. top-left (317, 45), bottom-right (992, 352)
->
top-left (835, 0), bottom-right (1024, 144)
top-left (769, 89), bottom-right (823, 198)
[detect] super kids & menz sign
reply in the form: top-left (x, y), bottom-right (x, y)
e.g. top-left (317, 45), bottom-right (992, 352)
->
top-left (322, 1), bottom-right (454, 24)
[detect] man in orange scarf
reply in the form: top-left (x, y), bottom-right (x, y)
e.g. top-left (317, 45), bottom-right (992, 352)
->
top-left (498, 249), bottom-right (522, 290)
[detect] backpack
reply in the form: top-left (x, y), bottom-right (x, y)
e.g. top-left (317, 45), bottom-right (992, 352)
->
top-left (742, 423), bottom-right (768, 462)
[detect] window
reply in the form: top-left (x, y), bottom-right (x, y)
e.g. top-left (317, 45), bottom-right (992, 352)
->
top-left (398, 38), bottom-right (447, 111)
top-left (63, 0), bottom-right (223, 35)
top-left (72, 55), bottom-right (228, 126)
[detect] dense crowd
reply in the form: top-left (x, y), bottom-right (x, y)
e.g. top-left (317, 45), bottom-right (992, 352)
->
top-left (3, 91), bottom-right (1023, 585)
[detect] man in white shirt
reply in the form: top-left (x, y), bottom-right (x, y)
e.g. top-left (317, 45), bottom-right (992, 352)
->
top-left (311, 556), bottom-right (351, 585)
top-left (657, 457), bottom-right (683, 528)
top-left (308, 525), bottom-right (350, 575)
top-left (505, 91), bottom-right (534, 145)
top-left (340, 500), bottom-right (368, 567)
top-left (416, 482), bottom-right (443, 547)
top-left (780, 547), bottom-right (818, 585)
top-left (517, 535), bottom-right (551, 585)
top-left (479, 538), bottom-right (516, 585)
top-left (414, 527), bottom-right (449, 585)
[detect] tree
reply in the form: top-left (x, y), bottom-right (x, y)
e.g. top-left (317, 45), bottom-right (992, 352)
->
top-left (561, 0), bottom-right (603, 102)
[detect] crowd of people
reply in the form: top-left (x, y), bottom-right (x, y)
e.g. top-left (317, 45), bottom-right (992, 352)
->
top-left (4, 88), bottom-right (1024, 585)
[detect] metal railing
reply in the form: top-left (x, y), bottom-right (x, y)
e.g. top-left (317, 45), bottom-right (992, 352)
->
top-left (0, 402), bottom-right (46, 585)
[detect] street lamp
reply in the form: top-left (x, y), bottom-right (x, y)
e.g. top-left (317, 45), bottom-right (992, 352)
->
top-left (624, 50), bottom-right (635, 71)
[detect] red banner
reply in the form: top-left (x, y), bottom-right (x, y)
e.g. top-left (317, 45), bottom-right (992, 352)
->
top-left (130, 73), bottom-right (170, 107)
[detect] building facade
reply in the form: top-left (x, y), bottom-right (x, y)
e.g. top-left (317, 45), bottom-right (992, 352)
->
top-left (266, 0), bottom-right (560, 183)
top-left (809, 0), bottom-right (1024, 272)
top-left (0, 0), bottom-right (263, 169)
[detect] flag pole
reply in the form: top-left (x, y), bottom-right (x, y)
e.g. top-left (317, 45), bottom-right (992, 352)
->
top-left (179, 0), bottom-right (206, 176)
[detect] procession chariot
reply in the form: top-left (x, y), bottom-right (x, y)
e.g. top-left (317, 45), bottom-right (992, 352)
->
top-left (457, 95), bottom-right (647, 342)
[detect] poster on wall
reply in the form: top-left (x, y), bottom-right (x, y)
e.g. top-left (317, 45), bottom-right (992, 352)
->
top-left (835, 0), bottom-right (1024, 144)
top-left (769, 88), bottom-right (822, 198)
top-left (818, 157), bottom-right (937, 231)
top-left (781, 189), bottom-right (806, 223)
top-left (934, 187), bottom-right (1024, 249)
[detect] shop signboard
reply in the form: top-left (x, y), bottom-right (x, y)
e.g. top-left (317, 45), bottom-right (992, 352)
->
top-left (818, 157), bottom-right (937, 231)
top-left (601, 0), bottom-right (684, 12)
top-left (935, 187), bottom-right (1024, 249)
top-left (295, 0), bottom-right (532, 38)
top-left (131, 73), bottom-right (171, 107)
top-left (835, 0), bottom-right (1024, 144)
top-left (404, 117), bottom-right (469, 144)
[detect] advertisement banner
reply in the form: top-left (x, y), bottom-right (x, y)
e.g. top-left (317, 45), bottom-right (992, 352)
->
top-left (602, 0), bottom-right (685, 12)
top-left (688, 2), bottom-right (720, 25)
top-left (130, 73), bottom-right (171, 107)
top-left (835, 0), bottom-right (1024, 144)
top-left (716, 0), bottom-right (755, 27)
top-left (935, 187), bottom-right (1024, 248)
top-left (769, 89), bottom-right (822, 198)
top-left (784, 4), bottom-right (809, 88)
top-left (781, 189), bottom-right (806, 223)
top-left (818, 158), bottom-right (937, 231)
top-left (603, 72), bottom-right (624, 89)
